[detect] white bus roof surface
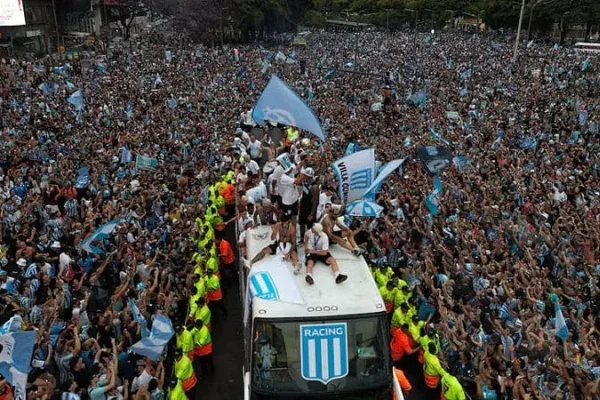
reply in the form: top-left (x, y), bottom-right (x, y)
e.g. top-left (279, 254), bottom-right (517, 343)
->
top-left (245, 225), bottom-right (386, 320)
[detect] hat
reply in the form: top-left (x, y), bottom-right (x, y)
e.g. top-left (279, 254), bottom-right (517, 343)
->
top-left (17, 258), bottom-right (27, 267)
top-left (276, 153), bottom-right (293, 172)
top-left (301, 167), bottom-right (315, 179)
top-left (312, 223), bottom-right (323, 234)
top-left (51, 241), bottom-right (61, 249)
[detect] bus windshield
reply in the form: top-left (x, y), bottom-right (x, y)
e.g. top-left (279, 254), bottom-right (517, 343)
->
top-left (251, 313), bottom-right (391, 395)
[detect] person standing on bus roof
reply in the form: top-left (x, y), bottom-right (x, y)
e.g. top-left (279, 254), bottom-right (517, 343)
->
top-left (304, 223), bottom-right (347, 285)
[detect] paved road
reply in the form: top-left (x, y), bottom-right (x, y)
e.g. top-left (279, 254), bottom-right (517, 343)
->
top-left (198, 222), bottom-right (244, 399)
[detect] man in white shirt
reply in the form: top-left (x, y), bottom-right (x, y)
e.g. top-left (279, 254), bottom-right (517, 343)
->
top-left (304, 223), bottom-right (347, 285)
top-left (247, 135), bottom-right (263, 165)
top-left (243, 154), bottom-right (260, 178)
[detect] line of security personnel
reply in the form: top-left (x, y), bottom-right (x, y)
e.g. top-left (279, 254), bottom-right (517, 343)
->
top-left (371, 263), bottom-right (466, 400)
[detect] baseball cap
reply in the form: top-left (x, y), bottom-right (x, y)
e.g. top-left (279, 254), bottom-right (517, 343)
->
top-left (312, 223), bottom-right (323, 234)
top-left (301, 167), bottom-right (315, 178)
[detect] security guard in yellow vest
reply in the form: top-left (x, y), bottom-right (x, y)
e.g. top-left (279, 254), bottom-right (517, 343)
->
top-left (193, 297), bottom-right (212, 330)
top-left (379, 281), bottom-right (398, 313)
top-left (175, 324), bottom-right (194, 360)
top-left (373, 264), bottom-right (393, 288)
top-left (193, 320), bottom-right (214, 376)
top-left (173, 348), bottom-right (197, 396)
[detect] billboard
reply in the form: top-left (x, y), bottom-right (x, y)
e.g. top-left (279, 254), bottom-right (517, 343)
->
top-left (0, 0), bottom-right (26, 27)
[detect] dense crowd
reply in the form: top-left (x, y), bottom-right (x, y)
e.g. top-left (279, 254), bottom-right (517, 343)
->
top-left (0, 20), bottom-right (599, 400)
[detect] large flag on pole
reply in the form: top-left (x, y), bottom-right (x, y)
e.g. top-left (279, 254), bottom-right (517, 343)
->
top-left (332, 149), bottom-right (376, 204)
top-left (363, 158), bottom-right (406, 200)
top-left (252, 75), bottom-right (326, 141)
top-left (0, 316), bottom-right (36, 400)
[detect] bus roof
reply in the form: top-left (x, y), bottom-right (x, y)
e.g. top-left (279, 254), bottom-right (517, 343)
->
top-left (245, 225), bottom-right (385, 320)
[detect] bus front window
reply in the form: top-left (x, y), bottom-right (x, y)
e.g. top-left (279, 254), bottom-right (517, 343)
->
top-left (251, 314), bottom-right (391, 395)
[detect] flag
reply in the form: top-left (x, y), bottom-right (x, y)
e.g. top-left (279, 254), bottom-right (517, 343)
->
top-left (33, 64), bottom-right (45, 73)
top-left (344, 143), bottom-right (355, 156)
top-left (459, 87), bottom-right (468, 97)
top-left (238, 65), bottom-right (247, 80)
top-left (408, 86), bottom-right (427, 107)
top-left (307, 84), bottom-right (314, 102)
top-left (324, 69), bottom-right (336, 80)
top-left (581, 57), bottom-right (590, 72)
top-left (453, 155), bottom-right (467, 170)
top-left (66, 81), bottom-right (76, 91)
top-left (260, 58), bottom-right (270, 74)
top-left (39, 82), bottom-right (58, 96)
top-left (276, 51), bottom-right (287, 62)
top-left (136, 154), bottom-right (158, 171)
top-left (75, 167), bottom-right (89, 189)
top-left (429, 128), bottom-right (451, 146)
top-left (245, 257), bottom-right (305, 324)
top-left (154, 73), bottom-right (162, 88)
top-left (0, 315), bottom-right (36, 400)
top-left (521, 137), bottom-right (536, 150)
top-left (332, 149), bottom-right (376, 204)
top-left (168, 98), bottom-right (177, 109)
top-left (121, 147), bottom-right (133, 164)
top-left (579, 109), bottom-right (588, 126)
top-left (554, 303), bottom-right (569, 341)
top-left (67, 90), bottom-right (84, 111)
top-left (252, 75), bottom-right (326, 141)
top-left (128, 298), bottom-right (149, 338)
top-left (131, 314), bottom-right (175, 361)
top-left (425, 175), bottom-right (443, 217)
top-left (96, 62), bottom-right (107, 73)
top-left (460, 68), bottom-right (471, 80)
top-left (362, 158), bottom-right (406, 200)
top-left (79, 220), bottom-right (120, 255)
top-left (165, 50), bottom-right (172, 62)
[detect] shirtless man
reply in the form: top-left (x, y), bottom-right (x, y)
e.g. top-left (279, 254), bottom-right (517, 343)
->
top-left (320, 203), bottom-right (362, 257)
top-left (250, 213), bottom-right (301, 271)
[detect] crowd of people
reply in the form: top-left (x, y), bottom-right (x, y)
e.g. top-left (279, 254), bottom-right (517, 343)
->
top-left (0, 18), bottom-right (599, 400)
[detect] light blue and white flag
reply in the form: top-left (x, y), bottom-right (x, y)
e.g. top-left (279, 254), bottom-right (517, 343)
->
top-left (79, 220), bottom-right (120, 255)
top-left (324, 69), bottom-right (336, 80)
top-left (408, 86), bottom-right (427, 107)
top-left (453, 155), bottom-right (467, 170)
top-left (362, 158), bottom-right (406, 200)
top-left (96, 62), bottom-right (107, 73)
top-left (131, 314), bottom-right (174, 361)
top-left (165, 50), bottom-right (172, 62)
top-left (67, 90), bottom-right (84, 111)
top-left (121, 147), bottom-right (133, 164)
top-left (154, 73), bottom-right (162, 88)
top-left (554, 303), bottom-right (569, 341)
top-left (75, 167), bottom-right (89, 189)
top-left (0, 315), bottom-right (36, 400)
top-left (33, 64), bottom-right (45, 73)
top-left (39, 82), bottom-right (59, 96)
top-left (579, 109), bottom-right (588, 126)
top-left (307, 84), bottom-right (314, 102)
top-left (260, 58), bottom-right (270, 74)
top-left (425, 176), bottom-right (443, 217)
top-left (168, 98), bottom-right (177, 109)
top-left (252, 75), bottom-right (326, 141)
top-left (66, 81), bottom-right (76, 91)
top-left (582, 57), bottom-right (591, 72)
top-left (276, 51), bottom-right (287, 62)
top-left (332, 149), bottom-right (376, 204)
top-left (460, 68), bottom-right (472, 80)
top-left (248, 257), bottom-right (305, 304)
top-left (128, 298), bottom-right (149, 338)
top-left (459, 87), bottom-right (468, 97)
top-left (429, 128), bottom-right (451, 146)
top-left (521, 136), bottom-right (537, 150)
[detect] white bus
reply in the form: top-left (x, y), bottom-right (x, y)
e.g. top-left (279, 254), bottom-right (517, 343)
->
top-left (241, 225), bottom-right (403, 400)
top-left (574, 42), bottom-right (600, 53)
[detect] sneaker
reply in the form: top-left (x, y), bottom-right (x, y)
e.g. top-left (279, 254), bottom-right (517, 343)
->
top-left (305, 275), bottom-right (314, 285)
top-left (352, 249), bottom-right (361, 257)
top-left (293, 262), bottom-right (303, 275)
top-left (335, 274), bottom-right (348, 284)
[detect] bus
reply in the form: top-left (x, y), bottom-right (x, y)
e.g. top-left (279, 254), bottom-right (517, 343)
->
top-left (241, 225), bottom-right (403, 400)
top-left (574, 42), bottom-right (600, 53)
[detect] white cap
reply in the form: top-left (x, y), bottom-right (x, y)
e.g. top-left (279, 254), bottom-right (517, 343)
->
top-left (17, 258), bottom-right (27, 267)
top-left (51, 241), bottom-right (61, 249)
top-left (312, 223), bottom-right (323, 234)
top-left (301, 167), bottom-right (315, 178)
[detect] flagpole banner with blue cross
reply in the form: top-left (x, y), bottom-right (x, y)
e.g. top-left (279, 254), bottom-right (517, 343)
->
top-left (332, 149), bottom-right (376, 204)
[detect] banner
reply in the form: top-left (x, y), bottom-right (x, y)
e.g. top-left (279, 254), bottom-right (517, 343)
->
top-left (252, 75), bottom-right (326, 141)
top-left (363, 158), bottom-right (406, 200)
top-left (80, 220), bottom-right (119, 254)
top-left (0, 316), bottom-right (35, 400)
top-left (416, 146), bottom-right (452, 176)
top-left (131, 314), bottom-right (174, 361)
top-left (136, 154), bottom-right (158, 171)
top-left (332, 149), bottom-right (376, 204)
top-left (0, 0), bottom-right (26, 26)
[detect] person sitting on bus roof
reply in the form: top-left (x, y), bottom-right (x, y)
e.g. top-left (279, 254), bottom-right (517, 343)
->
top-left (320, 203), bottom-right (362, 257)
top-left (304, 223), bottom-right (347, 285)
top-left (250, 213), bottom-right (301, 271)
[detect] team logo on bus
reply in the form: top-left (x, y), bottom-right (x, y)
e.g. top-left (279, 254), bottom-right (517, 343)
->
top-left (249, 272), bottom-right (279, 300)
top-left (300, 323), bottom-right (349, 385)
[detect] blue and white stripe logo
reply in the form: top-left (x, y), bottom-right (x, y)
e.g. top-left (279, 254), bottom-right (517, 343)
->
top-left (300, 323), bottom-right (348, 384)
top-left (249, 272), bottom-right (279, 300)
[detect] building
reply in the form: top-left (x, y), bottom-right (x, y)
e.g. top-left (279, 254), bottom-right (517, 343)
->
top-left (0, 0), bottom-right (58, 57)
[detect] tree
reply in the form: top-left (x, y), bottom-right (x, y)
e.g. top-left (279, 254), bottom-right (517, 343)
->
top-left (106, 0), bottom-right (145, 41)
